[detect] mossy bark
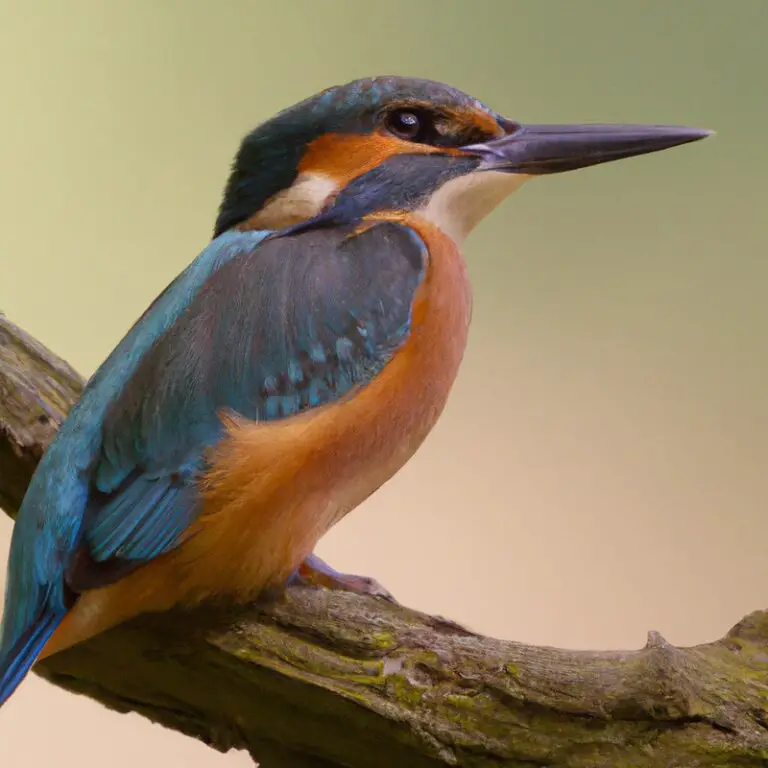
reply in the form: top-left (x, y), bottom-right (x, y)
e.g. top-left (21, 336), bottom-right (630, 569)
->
top-left (1, 311), bottom-right (767, 767)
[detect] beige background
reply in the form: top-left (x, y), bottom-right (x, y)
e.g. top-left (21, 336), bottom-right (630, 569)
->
top-left (0, 0), bottom-right (766, 765)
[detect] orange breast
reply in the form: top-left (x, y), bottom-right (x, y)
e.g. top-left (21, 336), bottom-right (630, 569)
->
top-left (177, 212), bottom-right (473, 601)
top-left (41, 213), bottom-right (472, 658)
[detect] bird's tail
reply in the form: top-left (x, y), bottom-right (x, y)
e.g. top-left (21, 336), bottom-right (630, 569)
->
top-left (0, 610), bottom-right (62, 708)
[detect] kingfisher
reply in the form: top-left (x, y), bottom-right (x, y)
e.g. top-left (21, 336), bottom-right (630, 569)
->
top-left (0, 75), bottom-right (711, 707)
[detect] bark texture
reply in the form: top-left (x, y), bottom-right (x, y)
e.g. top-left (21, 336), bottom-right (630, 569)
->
top-left (1, 311), bottom-right (767, 767)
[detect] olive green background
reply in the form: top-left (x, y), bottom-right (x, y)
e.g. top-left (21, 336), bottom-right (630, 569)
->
top-left (0, 1), bottom-right (765, 765)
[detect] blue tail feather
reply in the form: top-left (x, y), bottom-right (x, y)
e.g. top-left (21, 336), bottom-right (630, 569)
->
top-left (0, 610), bottom-right (62, 708)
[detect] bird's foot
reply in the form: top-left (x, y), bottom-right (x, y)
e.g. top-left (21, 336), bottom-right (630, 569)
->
top-left (289, 553), bottom-right (396, 602)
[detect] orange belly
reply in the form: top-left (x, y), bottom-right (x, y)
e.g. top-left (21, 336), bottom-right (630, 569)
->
top-left (41, 213), bottom-right (472, 659)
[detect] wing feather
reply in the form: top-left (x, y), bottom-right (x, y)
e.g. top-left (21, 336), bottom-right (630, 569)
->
top-left (1, 218), bottom-right (427, 660)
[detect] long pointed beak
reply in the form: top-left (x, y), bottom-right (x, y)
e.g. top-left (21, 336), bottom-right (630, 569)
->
top-left (464, 123), bottom-right (713, 174)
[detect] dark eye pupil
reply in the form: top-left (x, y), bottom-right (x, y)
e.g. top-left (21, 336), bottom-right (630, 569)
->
top-left (392, 110), bottom-right (421, 138)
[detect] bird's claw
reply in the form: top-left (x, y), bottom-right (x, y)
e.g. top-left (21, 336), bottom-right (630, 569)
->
top-left (290, 553), bottom-right (397, 602)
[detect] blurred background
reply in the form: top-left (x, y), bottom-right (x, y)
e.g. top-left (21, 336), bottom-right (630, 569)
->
top-left (0, 0), bottom-right (765, 765)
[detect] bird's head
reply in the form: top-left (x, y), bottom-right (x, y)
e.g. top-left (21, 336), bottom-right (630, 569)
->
top-left (215, 76), bottom-right (711, 242)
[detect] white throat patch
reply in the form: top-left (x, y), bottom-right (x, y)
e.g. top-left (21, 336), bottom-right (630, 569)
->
top-left (418, 170), bottom-right (530, 244)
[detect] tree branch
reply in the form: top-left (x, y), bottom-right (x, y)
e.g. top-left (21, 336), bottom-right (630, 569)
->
top-left (1, 311), bottom-right (768, 767)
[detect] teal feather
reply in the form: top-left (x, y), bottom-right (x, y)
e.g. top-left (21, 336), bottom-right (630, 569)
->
top-left (1, 228), bottom-right (269, 659)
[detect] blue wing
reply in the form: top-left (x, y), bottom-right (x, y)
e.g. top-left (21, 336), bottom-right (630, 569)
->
top-left (0, 218), bottom-right (426, 702)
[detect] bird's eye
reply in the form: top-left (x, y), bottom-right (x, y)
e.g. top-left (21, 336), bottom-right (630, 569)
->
top-left (387, 109), bottom-right (433, 142)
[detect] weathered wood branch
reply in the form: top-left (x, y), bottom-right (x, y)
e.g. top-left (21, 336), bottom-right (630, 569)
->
top-left (1, 311), bottom-right (768, 767)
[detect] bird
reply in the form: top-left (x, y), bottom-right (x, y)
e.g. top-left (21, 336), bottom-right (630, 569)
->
top-left (0, 75), bottom-right (711, 707)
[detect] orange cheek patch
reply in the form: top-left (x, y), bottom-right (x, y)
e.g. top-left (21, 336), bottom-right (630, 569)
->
top-left (298, 132), bottom-right (454, 187)
top-left (450, 107), bottom-right (506, 138)
top-left (297, 106), bottom-right (504, 188)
